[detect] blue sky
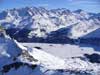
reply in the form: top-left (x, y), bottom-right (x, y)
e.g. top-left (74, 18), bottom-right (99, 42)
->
top-left (0, 0), bottom-right (100, 13)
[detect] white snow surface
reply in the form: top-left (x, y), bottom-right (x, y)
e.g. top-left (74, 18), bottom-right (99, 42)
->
top-left (19, 42), bottom-right (100, 71)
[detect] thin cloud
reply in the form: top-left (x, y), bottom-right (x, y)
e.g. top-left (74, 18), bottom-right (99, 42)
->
top-left (68, 0), bottom-right (100, 5)
top-left (68, 0), bottom-right (100, 3)
top-left (37, 4), bottom-right (49, 7)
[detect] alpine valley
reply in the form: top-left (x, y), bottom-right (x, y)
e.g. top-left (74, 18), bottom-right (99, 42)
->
top-left (0, 7), bottom-right (100, 75)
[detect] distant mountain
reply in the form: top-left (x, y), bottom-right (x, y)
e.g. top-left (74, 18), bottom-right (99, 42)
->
top-left (0, 7), bottom-right (100, 42)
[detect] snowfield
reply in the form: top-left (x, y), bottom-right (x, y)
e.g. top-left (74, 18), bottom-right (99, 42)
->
top-left (20, 42), bottom-right (100, 73)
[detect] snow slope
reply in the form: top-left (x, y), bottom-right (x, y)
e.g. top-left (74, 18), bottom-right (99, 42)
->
top-left (17, 42), bottom-right (100, 74)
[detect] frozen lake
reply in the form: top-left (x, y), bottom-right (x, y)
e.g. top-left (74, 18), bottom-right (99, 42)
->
top-left (21, 43), bottom-right (100, 59)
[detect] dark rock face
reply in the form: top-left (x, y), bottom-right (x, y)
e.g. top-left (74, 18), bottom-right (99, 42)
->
top-left (1, 62), bottom-right (37, 73)
top-left (5, 28), bottom-right (74, 44)
top-left (84, 53), bottom-right (100, 63)
top-left (21, 50), bottom-right (38, 62)
top-left (6, 28), bottom-right (31, 42)
top-left (34, 46), bottom-right (42, 49)
top-left (52, 69), bottom-right (93, 75)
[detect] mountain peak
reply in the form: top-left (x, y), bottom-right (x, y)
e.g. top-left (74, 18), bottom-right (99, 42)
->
top-left (74, 9), bottom-right (84, 13)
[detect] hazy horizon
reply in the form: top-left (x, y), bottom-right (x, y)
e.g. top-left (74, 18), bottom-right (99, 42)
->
top-left (0, 0), bottom-right (100, 13)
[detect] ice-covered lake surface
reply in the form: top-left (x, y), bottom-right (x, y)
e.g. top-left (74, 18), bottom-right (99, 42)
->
top-left (21, 43), bottom-right (100, 59)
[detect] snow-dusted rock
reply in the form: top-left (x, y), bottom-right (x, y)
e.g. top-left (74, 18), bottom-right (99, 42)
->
top-left (0, 7), bottom-right (100, 39)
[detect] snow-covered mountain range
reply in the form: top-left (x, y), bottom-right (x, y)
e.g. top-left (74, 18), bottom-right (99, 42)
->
top-left (0, 7), bottom-right (100, 41)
